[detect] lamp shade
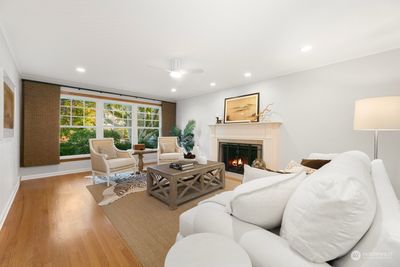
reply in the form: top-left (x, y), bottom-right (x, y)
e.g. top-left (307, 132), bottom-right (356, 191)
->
top-left (354, 96), bottom-right (400, 131)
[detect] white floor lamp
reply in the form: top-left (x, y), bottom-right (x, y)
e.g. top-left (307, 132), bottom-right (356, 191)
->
top-left (354, 96), bottom-right (400, 159)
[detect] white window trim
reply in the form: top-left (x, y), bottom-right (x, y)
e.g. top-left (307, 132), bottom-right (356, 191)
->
top-left (60, 154), bottom-right (90, 160)
top-left (60, 94), bottom-right (162, 159)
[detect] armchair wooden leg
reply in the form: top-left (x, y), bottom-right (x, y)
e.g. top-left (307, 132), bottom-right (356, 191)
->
top-left (92, 171), bottom-right (96, 185)
top-left (107, 176), bottom-right (110, 187)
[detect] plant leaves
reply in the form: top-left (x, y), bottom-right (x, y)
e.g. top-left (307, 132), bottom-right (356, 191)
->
top-left (183, 120), bottom-right (196, 137)
top-left (170, 126), bottom-right (181, 137)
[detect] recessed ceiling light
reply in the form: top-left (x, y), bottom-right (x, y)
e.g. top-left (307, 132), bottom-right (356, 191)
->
top-left (171, 88), bottom-right (177, 92)
top-left (244, 72), bottom-right (252, 78)
top-left (300, 45), bottom-right (313, 53)
top-left (170, 71), bottom-right (183, 79)
top-left (210, 82), bottom-right (216, 87)
top-left (76, 67), bottom-right (86, 73)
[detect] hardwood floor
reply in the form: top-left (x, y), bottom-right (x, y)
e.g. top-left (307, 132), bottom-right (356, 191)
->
top-left (0, 172), bottom-right (142, 267)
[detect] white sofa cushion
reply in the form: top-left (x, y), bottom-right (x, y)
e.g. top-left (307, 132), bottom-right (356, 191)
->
top-left (179, 202), bottom-right (227, 237)
top-left (281, 151), bottom-right (377, 263)
top-left (228, 171), bottom-right (307, 229)
top-left (199, 191), bottom-right (233, 207)
top-left (242, 164), bottom-right (278, 183)
top-left (334, 159), bottom-right (400, 267)
top-left (179, 200), bottom-right (261, 241)
top-left (239, 229), bottom-right (332, 267)
top-left (193, 205), bottom-right (262, 242)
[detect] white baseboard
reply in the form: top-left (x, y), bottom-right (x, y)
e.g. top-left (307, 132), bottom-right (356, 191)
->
top-left (0, 180), bottom-right (20, 230)
top-left (21, 168), bottom-right (91, 181)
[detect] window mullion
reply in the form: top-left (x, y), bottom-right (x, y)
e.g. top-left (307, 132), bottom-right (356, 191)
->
top-left (97, 99), bottom-right (104, 138)
top-left (132, 103), bottom-right (138, 145)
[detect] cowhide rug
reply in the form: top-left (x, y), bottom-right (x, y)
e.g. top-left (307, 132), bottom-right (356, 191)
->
top-left (89, 173), bottom-right (147, 206)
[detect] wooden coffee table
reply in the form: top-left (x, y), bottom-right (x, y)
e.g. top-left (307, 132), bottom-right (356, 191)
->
top-left (146, 161), bottom-right (225, 210)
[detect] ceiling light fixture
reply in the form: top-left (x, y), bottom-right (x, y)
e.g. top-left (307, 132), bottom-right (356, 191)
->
top-left (171, 88), bottom-right (177, 93)
top-left (76, 67), bottom-right (86, 73)
top-left (210, 82), bottom-right (216, 87)
top-left (300, 45), bottom-right (313, 53)
top-left (244, 72), bottom-right (252, 78)
top-left (169, 71), bottom-right (183, 79)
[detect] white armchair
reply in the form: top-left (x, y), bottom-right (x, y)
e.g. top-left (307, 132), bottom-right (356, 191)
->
top-left (89, 138), bottom-right (137, 186)
top-left (157, 137), bottom-right (184, 164)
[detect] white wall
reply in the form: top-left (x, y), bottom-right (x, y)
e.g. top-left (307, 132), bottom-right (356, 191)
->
top-left (0, 28), bottom-right (21, 229)
top-left (177, 49), bottom-right (400, 197)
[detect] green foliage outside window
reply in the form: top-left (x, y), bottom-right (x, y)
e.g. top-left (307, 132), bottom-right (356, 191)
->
top-left (60, 98), bottom-right (97, 156)
top-left (103, 103), bottom-right (133, 150)
top-left (104, 103), bottom-right (132, 127)
top-left (59, 98), bottom-right (162, 156)
top-left (138, 128), bottom-right (159, 148)
top-left (60, 98), bottom-right (96, 127)
top-left (137, 106), bottom-right (160, 148)
top-left (104, 128), bottom-right (132, 150)
top-left (60, 128), bottom-right (96, 156)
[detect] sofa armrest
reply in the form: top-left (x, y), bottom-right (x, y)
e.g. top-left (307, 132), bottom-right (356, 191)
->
top-left (239, 230), bottom-right (331, 267)
top-left (90, 150), bottom-right (109, 173)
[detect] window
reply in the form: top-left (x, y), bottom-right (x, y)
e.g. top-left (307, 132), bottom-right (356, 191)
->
top-left (60, 97), bottom-right (96, 156)
top-left (59, 93), bottom-right (161, 156)
top-left (103, 103), bottom-right (133, 150)
top-left (137, 106), bottom-right (160, 148)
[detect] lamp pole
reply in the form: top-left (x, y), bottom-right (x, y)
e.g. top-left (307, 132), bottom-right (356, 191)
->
top-left (374, 130), bottom-right (379, 160)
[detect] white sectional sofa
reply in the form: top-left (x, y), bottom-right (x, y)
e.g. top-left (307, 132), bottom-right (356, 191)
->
top-left (177, 151), bottom-right (400, 267)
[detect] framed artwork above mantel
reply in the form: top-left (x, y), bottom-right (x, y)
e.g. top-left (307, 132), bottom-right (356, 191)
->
top-left (224, 93), bottom-right (259, 123)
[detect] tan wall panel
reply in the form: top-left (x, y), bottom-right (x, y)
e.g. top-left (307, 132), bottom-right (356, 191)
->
top-left (21, 81), bottom-right (60, 167)
top-left (161, 102), bottom-right (176, 136)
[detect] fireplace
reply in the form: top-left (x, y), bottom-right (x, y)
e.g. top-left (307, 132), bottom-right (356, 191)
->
top-left (219, 142), bottom-right (262, 174)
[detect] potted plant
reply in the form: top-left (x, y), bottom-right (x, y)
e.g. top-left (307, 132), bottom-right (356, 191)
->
top-left (170, 120), bottom-right (196, 158)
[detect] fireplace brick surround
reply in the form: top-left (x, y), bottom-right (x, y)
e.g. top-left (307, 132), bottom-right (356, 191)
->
top-left (209, 122), bottom-right (281, 174)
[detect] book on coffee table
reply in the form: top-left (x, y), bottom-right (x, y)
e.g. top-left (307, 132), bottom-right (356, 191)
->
top-left (169, 161), bottom-right (196, 171)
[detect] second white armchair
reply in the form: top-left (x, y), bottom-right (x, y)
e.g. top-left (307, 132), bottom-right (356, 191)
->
top-left (157, 137), bottom-right (184, 164)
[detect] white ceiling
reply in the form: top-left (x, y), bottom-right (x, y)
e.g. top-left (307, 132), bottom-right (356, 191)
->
top-left (1, 0), bottom-right (400, 101)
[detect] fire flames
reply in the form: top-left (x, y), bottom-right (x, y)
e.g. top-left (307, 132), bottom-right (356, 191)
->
top-left (231, 158), bottom-right (243, 167)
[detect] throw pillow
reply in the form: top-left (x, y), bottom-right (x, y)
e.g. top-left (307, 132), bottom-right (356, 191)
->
top-left (99, 146), bottom-right (117, 159)
top-left (284, 160), bottom-right (316, 175)
top-left (161, 143), bottom-right (176, 153)
top-left (227, 171), bottom-right (307, 229)
top-left (280, 151), bottom-right (376, 263)
top-left (243, 164), bottom-right (279, 183)
top-left (300, 159), bottom-right (331, 169)
top-left (251, 158), bottom-right (267, 169)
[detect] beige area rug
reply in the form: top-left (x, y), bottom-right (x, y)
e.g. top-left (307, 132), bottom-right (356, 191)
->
top-left (87, 178), bottom-right (239, 267)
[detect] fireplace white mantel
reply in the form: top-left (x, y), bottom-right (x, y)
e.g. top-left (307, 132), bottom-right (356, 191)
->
top-left (209, 122), bottom-right (282, 169)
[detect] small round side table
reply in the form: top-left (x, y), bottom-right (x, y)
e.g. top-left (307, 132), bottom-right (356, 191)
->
top-left (165, 233), bottom-right (252, 267)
